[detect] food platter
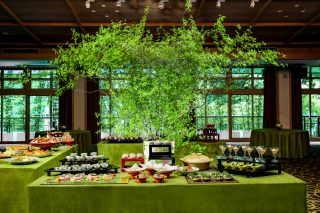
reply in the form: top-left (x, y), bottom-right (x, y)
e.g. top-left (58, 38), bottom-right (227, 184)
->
top-left (45, 163), bottom-right (120, 176)
top-left (32, 152), bottom-right (52, 158)
top-left (29, 141), bottom-right (60, 150)
top-left (6, 156), bottom-right (39, 165)
top-left (42, 173), bottom-right (130, 185)
top-left (185, 171), bottom-right (238, 184)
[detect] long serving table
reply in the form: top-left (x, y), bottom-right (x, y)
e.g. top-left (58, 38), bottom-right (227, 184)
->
top-left (35, 130), bottom-right (93, 154)
top-left (250, 128), bottom-right (311, 158)
top-left (0, 145), bottom-right (76, 213)
top-left (28, 172), bottom-right (306, 213)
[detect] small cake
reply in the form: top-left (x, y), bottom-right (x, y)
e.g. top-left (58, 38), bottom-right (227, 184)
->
top-left (62, 132), bottom-right (74, 141)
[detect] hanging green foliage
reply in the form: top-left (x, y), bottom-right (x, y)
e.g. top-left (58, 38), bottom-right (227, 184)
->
top-left (50, 7), bottom-right (285, 147)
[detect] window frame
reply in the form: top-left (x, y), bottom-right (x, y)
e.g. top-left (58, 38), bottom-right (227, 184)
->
top-left (301, 66), bottom-right (320, 139)
top-left (0, 66), bottom-right (58, 143)
top-left (197, 67), bottom-right (264, 141)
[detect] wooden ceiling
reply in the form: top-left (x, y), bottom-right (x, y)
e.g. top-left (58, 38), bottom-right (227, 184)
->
top-left (0, 0), bottom-right (320, 48)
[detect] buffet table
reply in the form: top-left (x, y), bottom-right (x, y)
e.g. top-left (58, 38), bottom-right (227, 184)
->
top-left (28, 172), bottom-right (306, 213)
top-left (35, 130), bottom-right (92, 154)
top-left (0, 146), bottom-right (76, 213)
top-left (98, 141), bottom-right (144, 166)
top-left (250, 128), bottom-right (311, 158)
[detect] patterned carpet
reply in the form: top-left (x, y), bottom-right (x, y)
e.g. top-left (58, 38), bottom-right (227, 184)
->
top-left (283, 155), bottom-right (320, 213)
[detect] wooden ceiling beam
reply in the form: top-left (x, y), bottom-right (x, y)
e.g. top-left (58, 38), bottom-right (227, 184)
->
top-left (285, 9), bottom-right (320, 45)
top-left (1, 21), bottom-right (320, 27)
top-left (2, 41), bottom-right (320, 48)
top-left (64, 0), bottom-right (86, 33)
top-left (0, 0), bottom-right (42, 45)
top-left (251, 0), bottom-right (272, 26)
top-left (195, 0), bottom-right (206, 20)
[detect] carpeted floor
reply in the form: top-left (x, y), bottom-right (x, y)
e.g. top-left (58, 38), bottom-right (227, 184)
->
top-left (282, 146), bottom-right (320, 213)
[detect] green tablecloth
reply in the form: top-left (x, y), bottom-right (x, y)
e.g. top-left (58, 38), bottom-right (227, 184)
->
top-left (0, 146), bottom-right (76, 213)
top-left (35, 130), bottom-right (93, 154)
top-left (28, 172), bottom-right (306, 213)
top-left (97, 141), bottom-right (144, 166)
top-left (250, 128), bottom-right (311, 158)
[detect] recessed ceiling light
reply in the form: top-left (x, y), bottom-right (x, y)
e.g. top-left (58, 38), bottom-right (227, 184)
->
top-left (105, 14), bottom-right (109, 18)
top-left (301, 9), bottom-right (306, 13)
top-left (294, 4), bottom-right (300, 8)
top-left (277, 10), bottom-right (282, 13)
top-left (284, 15), bottom-right (289, 18)
top-left (115, 10), bottom-right (119, 13)
top-left (101, 4), bottom-right (106, 8)
top-left (91, 9), bottom-right (96, 13)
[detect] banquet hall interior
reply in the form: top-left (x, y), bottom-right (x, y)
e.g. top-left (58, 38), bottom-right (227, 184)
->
top-left (0, 0), bottom-right (320, 213)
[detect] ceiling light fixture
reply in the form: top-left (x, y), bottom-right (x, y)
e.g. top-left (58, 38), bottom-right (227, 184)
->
top-left (85, 0), bottom-right (95, 9)
top-left (101, 4), bottom-right (106, 8)
top-left (216, 0), bottom-right (225, 8)
top-left (91, 9), bottom-right (96, 13)
top-left (294, 4), bottom-right (300, 8)
top-left (216, 0), bottom-right (221, 8)
top-left (277, 10), bottom-right (282, 13)
top-left (158, 0), bottom-right (167, 10)
top-left (158, 0), bottom-right (169, 9)
top-left (158, 2), bottom-right (164, 9)
top-left (116, 0), bottom-right (121, 7)
top-left (250, 0), bottom-right (259, 8)
top-left (301, 9), bottom-right (306, 13)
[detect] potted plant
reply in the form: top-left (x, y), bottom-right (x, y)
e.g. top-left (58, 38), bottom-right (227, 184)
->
top-left (18, 3), bottom-right (284, 151)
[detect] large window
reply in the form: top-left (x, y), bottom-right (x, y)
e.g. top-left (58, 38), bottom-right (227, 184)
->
top-left (302, 66), bottom-right (320, 138)
top-left (0, 67), bottom-right (58, 143)
top-left (99, 67), bottom-right (264, 141)
top-left (196, 67), bottom-right (264, 141)
top-left (99, 69), bottom-right (123, 138)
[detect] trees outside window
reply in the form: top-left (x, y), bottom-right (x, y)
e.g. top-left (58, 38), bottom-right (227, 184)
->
top-left (0, 67), bottom-right (58, 143)
top-left (195, 67), bottom-right (264, 141)
top-left (302, 66), bottom-right (320, 138)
